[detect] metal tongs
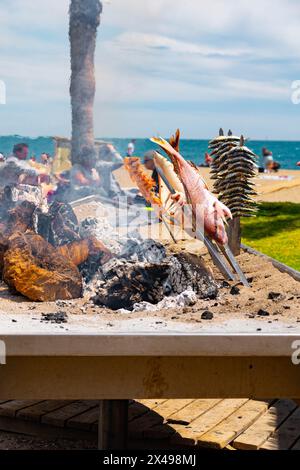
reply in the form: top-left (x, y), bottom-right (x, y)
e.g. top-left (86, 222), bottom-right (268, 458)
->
top-left (155, 165), bottom-right (250, 287)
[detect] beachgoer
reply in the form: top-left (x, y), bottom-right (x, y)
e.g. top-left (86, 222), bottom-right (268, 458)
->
top-left (262, 147), bottom-right (273, 172)
top-left (41, 152), bottom-right (51, 166)
top-left (126, 140), bottom-right (135, 157)
top-left (0, 153), bottom-right (5, 163)
top-left (0, 143), bottom-right (39, 186)
top-left (98, 143), bottom-right (123, 163)
top-left (270, 161), bottom-right (281, 172)
top-left (204, 152), bottom-right (213, 167)
top-left (69, 148), bottom-right (108, 201)
top-left (143, 151), bottom-right (159, 194)
top-left (96, 160), bottom-right (124, 198)
top-left (297, 161), bottom-right (300, 167)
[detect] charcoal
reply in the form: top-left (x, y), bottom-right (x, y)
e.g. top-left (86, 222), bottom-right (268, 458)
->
top-left (92, 251), bottom-right (218, 310)
top-left (257, 309), bottom-right (270, 317)
top-left (230, 286), bottom-right (240, 295)
top-left (201, 310), bottom-right (214, 320)
top-left (35, 201), bottom-right (80, 246)
top-left (41, 311), bottom-right (68, 324)
top-left (268, 292), bottom-right (281, 300)
top-left (167, 253), bottom-right (218, 299)
top-left (92, 258), bottom-right (170, 310)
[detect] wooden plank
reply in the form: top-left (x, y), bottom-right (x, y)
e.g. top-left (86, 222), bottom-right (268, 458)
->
top-left (0, 400), bottom-right (44, 417)
top-left (153, 399), bottom-right (195, 421)
top-left (0, 415), bottom-right (96, 441)
top-left (17, 400), bottom-right (72, 422)
top-left (170, 399), bottom-right (249, 446)
top-left (68, 407), bottom-right (99, 431)
top-left (291, 437), bottom-right (300, 450)
top-left (167, 399), bottom-right (222, 425)
top-left (143, 422), bottom-right (177, 440)
top-left (138, 399), bottom-right (167, 409)
top-left (132, 400), bottom-right (196, 442)
top-left (42, 400), bottom-right (98, 427)
top-left (2, 356), bottom-right (300, 399)
top-left (67, 405), bottom-right (100, 431)
top-left (98, 400), bottom-right (128, 450)
top-left (128, 401), bottom-right (150, 422)
top-left (197, 400), bottom-right (272, 449)
top-left (261, 407), bottom-right (300, 450)
top-left (234, 399), bottom-right (297, 450)
top-left (129, 411), bottom-right (165, 439)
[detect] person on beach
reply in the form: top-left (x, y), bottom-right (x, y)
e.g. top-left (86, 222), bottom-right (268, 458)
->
top-left (126, 140), bottom-right (136, 157)
top-left (0, 143), bottom-right (39, 187)
top-left (297, 161), bottom-right (300, 167)
top-left (0, 152), bottom-right (5, 163)
top-left (70, 148), bottom-right (101, 187)
top-left (41, 152), bottom-right (52, 166)
top-left (143, 151), bottom-right (159, 194)
top-left (262, 147), bottom-right (274, 172)
top-left (204, 152), bottom-right (213, 167)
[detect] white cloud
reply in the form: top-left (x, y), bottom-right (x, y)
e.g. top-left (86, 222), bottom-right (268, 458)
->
top-left (0, 0), bottom-right (299, 138)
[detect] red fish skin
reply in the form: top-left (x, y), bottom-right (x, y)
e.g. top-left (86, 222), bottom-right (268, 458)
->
top-left (152, 138), bottom-right (231, 245)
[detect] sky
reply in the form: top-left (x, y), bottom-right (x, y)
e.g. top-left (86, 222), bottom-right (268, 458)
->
top-left (0, 0), bottom-right (300, 140)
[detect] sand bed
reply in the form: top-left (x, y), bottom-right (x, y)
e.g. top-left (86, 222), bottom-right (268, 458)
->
top-left (0, 246), bottom-right (299, 333)
top-left (114, 167), bottom-right (300, 203)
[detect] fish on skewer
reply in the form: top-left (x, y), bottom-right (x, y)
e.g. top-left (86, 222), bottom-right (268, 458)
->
top-left (124, 157), bottom-right (162, 207)
top-left (124, 156), bottom-right (179, 241)
top-left (151, 136), bottom-right (232, 245)
top-left (212, 135), bottom-right (259, 218)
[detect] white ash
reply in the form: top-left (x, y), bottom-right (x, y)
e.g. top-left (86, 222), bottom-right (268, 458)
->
top-left (8, 184), bottom-right (48, 213)
top-left (80, 217), bottom-right (122, 253)
top-left (80, 216), bottom-right (144, 256)
top-left (129, 289), bottom-right (198, 313)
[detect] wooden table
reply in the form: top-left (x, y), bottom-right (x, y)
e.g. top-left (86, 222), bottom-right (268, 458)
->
top-left (0, 313), bottom-right (300, 448)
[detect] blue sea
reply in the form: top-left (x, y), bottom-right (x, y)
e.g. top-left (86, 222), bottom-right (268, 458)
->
top-left (0, 135), bottom-right (300, 170)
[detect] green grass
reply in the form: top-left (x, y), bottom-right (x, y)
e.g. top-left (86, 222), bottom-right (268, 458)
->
top-left (241, 202), bottom-right (300, 271)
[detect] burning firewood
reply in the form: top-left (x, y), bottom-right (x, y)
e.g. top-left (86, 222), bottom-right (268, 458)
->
top-left (3, 232), bottom-right (83, 302)
top-left (57, 237), bottom-right (112, 266)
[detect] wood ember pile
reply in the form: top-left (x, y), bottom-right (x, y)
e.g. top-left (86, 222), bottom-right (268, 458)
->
top-left (0, 186), bottom-right (110, 301)
top-left (91, 239), bottom-right (218, 310)
top-left (0, 185), bottom-right (218, 307)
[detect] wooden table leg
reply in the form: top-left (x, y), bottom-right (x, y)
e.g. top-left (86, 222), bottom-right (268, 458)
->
top-left (98, 400), bottom-right (129, 450)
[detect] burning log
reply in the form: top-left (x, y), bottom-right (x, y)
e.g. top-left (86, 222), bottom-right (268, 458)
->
top-left (34, 201), bottom-right (81, 246)
top-left (57, 237), bottom-right (112, 266)
top-left (0, 201), bottom-right (37, 274)
top-left (3, 232), bottom-right (82, 301)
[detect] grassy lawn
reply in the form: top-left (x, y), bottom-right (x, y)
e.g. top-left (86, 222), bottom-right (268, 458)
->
top-left (241, 202), bottom-right (300, 271)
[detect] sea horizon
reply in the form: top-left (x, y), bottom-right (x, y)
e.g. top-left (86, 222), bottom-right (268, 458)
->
top-left (1, 134), bottom-right (300, 170)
